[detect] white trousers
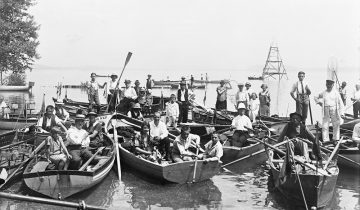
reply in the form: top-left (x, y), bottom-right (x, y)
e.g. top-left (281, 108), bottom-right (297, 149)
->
top-left (322, 106), bottom-right (340, 142)
top-left (166, 116), bottom-right (177, 128)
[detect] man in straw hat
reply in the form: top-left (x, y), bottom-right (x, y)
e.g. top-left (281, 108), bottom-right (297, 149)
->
top-left (216, 80), bottom-right (232, 111)
top-left (172, 125), bottom-right (201, 163)
top-left (231, 103), bottom-right (253, 147)
top-left (315, 78), bottom-right (344, 144)
top-left (107, 73), bottom-right (119, 113)
top-left (290, 71), bottom-right (312, 124)
top-left (66, 114), bottom-right (99, 170)
top-left (127, 103), bottom-right (144, 120)
top-left (120, 79), bottom-right (138, 113)
top-left (87, 73), bottom-right (107, 113)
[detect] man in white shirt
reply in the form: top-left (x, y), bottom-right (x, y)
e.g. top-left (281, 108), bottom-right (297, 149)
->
top-left (87, 73), bottom-right (106, 113)
top-left (66, 114), bottom-right (98, 170)
top-left (166, 94), bottom-right (179, 128)
top-left (149, 112), bottom-right (171, 160)
top-left (172, 125), bottom-right (201, 162)
top-left (54, 102), bottom-right (71, 128)
top-left (120, 79), bottom-right (138, 114)
top-left (351, 83), bottom-right (360, 119)
top-left (314, 79), bottom-right (344, 143)
top-left (107, 73), bottom-right (119, 113)
top-left (198, 132), bottom-right (223, 162)
top-left (235, 83), bottom-right (250, 112)
top-left (231, 103), bottom-right (253, 147)
top-left (290, 71), bottom-right (311, 124)
top-left (37, 105), bottom-right (67, 132)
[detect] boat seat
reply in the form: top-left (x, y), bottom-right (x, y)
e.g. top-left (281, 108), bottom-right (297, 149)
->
top-left (30, 161), bottom-right (50, 173)
top-left (89, 157), bottom-right (109, 171)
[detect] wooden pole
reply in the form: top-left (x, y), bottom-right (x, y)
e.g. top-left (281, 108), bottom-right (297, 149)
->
top-left (308, 100), bottom-right (313, 125)
top-left (192, 146), bottom-right (200, 183)
top-left (324, 137), bottom-right (343, 169)
top-left (0, 192), bottom-right (106, 210)
top-left (111, 119), bottom-right (122, 180)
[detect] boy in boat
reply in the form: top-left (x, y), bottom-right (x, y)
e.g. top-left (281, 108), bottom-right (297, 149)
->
top-left (83, 111), bottom-right (106, 148)
top-left (231, 103), bottom-right (253, 147)
top-left (172, 125), bottom-right (201, 163)
top-left (216, 80), bottom-right (231, 111)
top-left (198, 132), bottom-right (223, 162)
top-left (87, 73), bottom-right (107, 113)
top-left (54, 101), bottom-right (71, 128)
top-left (165, 94), bottom-right (179, 128)
top-left (314, 79), bottom-right (344, 144)
top-left (127, 103), bottom-right (144, 120)
top-left (37, 105), bottom-right (67, 132)
top-left (290, 71), bottom-right (311, 124)
top-left (149, 112), bottom-right (171, 160)
top-left (66, 114), bottom-right (98, 170)
top-left (107, 73), bottom-right (119, 113)
top-left (46, 126), bottom-right (71, 170)
top-left (131, 123), bottom-right (159, 162)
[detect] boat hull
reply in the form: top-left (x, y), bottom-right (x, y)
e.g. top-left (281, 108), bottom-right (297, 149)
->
top-left (0, 118), bottom-right (37, 130)
top-left (221, 142), bottom-right (266, 165)
top-left (337, 148), bottom-right (360, 169)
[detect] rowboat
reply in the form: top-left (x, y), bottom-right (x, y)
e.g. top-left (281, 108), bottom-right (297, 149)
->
top-left (0, 116), bottom-right (38, 130)
top-left (0, 82), bottom-right (34, 91)
top-left (105, 113), bottom-right (222, 184)
top-left (23, 134), bottom-right (115, 199)
top-left (267, 147), bottom-right (339, 208)
top-left (324, 142), bottom-right (360, 169)
top-left (248, 76), bottom-right (264, 80)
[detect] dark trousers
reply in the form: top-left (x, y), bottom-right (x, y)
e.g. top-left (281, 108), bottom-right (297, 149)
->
top-left (231, 130), bottom-right (250, 147)
top-left (179, 102), bottom-right (189, 123)
top-left (68, 147), bottom-right (94, 170)
top-left (354, 102), bottom-right (360, 119)
top-left (296, 101), bottom-right (309, 122)
top-left (152, 137), bottom-right (171, 158)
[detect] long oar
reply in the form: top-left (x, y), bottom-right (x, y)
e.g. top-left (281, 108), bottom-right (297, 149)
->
top-left (282, 137), bottom-right (360, 168)
top-left (106, 52), bottom-right (133, 112)
top-left (192, 146), bottom-right (200, 183)
top-left (324, 137), bottom-right (343, 169)
top-left (78, 147), bottom-right (104, 171)
top-left (0, 140), bottom-right (46, 189)
top-left (308, 100), bottom-right (313, 125)
top-left (252, 137), bottom-right (330, 176)
top-left (111, 119), bottom-right (122, 180)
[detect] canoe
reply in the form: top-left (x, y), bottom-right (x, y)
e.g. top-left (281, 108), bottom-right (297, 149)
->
top-left (0, 84), bottom-right (33, 91)
top-left (0, 117), bottom-right (38, 130)
top-left (23, 134), bottom-right (115, 199)
top-left (267, 148), bottom-right (339, 208)
top-left (105, 113), bottom-right (221, 184)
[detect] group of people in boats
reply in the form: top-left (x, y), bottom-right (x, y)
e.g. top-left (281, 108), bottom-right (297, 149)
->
top-left (34, 104), bottom-right (107, 170)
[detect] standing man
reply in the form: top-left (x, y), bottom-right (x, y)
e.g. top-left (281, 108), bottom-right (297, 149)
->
top-left (339, 81), bottom-right (347, 106)
top-left (314, 79), bottom-right (344, 143)
top-left (146, 74), bottom-right (154, 90)
top-left (107, 73), bottom-right (119, 113)
top-left (134, 80), bottom-right (141, 96)
top-left (290, 71), bottom-right (312, 123)
top-left (231, 103), bottom-right (253, 147)
top-left (149, 112), bottom-right (171, 160)
top-left (87, 73), bottom-right (106, 113)
top-left (177, 81), bottom-right (190, 123)
top-left (235, 83), bottom-right (249, 111)
top-left (190, 75), bottom-right (194, 89)
top-left (216, 80), bottom-right (232, 111)
top-left (245, 82), bottom-right (252, 98)
top-left (351, 83), bottom-right (360, 119)
top-left (121, 80), bottom-right (138, 114)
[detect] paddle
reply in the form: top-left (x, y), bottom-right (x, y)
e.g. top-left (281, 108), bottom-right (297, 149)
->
top-left (283, 137), bottom-right (360, 168)
top-left (0, 140), bottom-right (46, 189)
top-left (111, 119), bottom-right (122, 180)
top-left (192, 146), bottom-right (200, 183)
top-left (324, 137), bottom-right (343, 170)
top-left (106, 52), bottom-right (133, 113)
top-left (79, 147), bottom-right (104, 171)
top-left (252, 137), bottom-right (330, 176)
top-left (308, 100), bottom-right (313, 125)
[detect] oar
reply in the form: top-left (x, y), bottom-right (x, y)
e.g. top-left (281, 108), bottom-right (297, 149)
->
top-left (283, 137), bottom-right (360, 168)
top-left (221, 138), bottom-right (291, 168)
top-left (79, 147), bottom-right (104, 171)
top-left (106, 52), bottom-right (133, 113)
top-left (111, 119), bottom-right (122, 180)
top-left (324, 137), bottom-right (344, 169)
top-left (192, 146), bottom-right (200, 183)
top-left (252, 137), bottom-right (330, 176)
top-left (0, 140), bottom-right (46, 189)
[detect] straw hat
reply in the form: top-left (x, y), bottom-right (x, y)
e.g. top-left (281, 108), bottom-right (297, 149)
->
top-left (289, 112), bottom-right (303, 121)
top-left (237, 103), bottom-right (246, 110)
top-left (75, 114), bottom-right (86, 120)
top-left (87, 111), bottom-right (98, 117)
top-left (50, 126), bottom-right (61, 134)
top-left (124, 80), bottom-right (131, 84)
top-left (110, 73), bottom-right (118, 78)
top-left (132, 103), bottom-right (141, 109)
top-left (54, 101), bottom-right (64, 105)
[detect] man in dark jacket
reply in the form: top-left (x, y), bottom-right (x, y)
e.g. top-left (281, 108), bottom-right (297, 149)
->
top-left (177, 81), bottom-right (189, 123)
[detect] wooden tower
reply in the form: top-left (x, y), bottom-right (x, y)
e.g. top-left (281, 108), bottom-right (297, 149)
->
top-left (262, 45), bottom-right (288, 80)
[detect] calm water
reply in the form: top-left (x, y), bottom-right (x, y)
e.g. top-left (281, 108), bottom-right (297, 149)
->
top-left (0, 67), bottom-right (360, 209)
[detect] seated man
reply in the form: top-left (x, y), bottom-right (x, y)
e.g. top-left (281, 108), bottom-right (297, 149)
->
top-left (172, 125), bottom-right (201, 163)
top-left (132, 123), bottom-right (159, 162)
top-left (83, 111), bottom-right (106, 148)
top-left (231, 103), bottom-right (253, 147)
top-left (149, 112), bottom-right (171, 160)
top-left (46, 126), bottom-right (71, 170)
top-left (278, 112), bottom-right (319, 161)
top-left (37, 105), bottom-right (67, 132)
top-left (66, 114), bottom-right (97, 170)
top-left (199, 132), bottom-right (223, 162)
top-left (54, 101), bottom-right (71, 128)
top-left (127, 103), bottom-right (144, 120)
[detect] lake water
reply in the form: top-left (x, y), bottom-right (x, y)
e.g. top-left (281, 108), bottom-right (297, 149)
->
top-left (0, 67), bottom-right (359, 209)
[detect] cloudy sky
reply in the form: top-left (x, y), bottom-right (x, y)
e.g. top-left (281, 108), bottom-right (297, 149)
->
top-left (30, 0), bottom-right (360, 72)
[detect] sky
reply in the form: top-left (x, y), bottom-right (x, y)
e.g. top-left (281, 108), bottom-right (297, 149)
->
top-left (29, 0), bottom-right (360, 73)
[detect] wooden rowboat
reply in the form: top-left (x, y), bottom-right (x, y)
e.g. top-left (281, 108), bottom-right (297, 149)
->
top-left (23, 134), bottom-right (115, 199)
top-left (0, 117), bottom-right (38, 130)
top-left (267, 149), bottom-right (339, 208)
top-left (105, 113), bottom-right (221, 184)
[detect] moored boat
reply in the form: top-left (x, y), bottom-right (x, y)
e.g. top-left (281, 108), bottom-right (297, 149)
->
top-left (23, 134), bottom-right (115, 199)
top-left (0, 116), bottom-right (38, 130)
